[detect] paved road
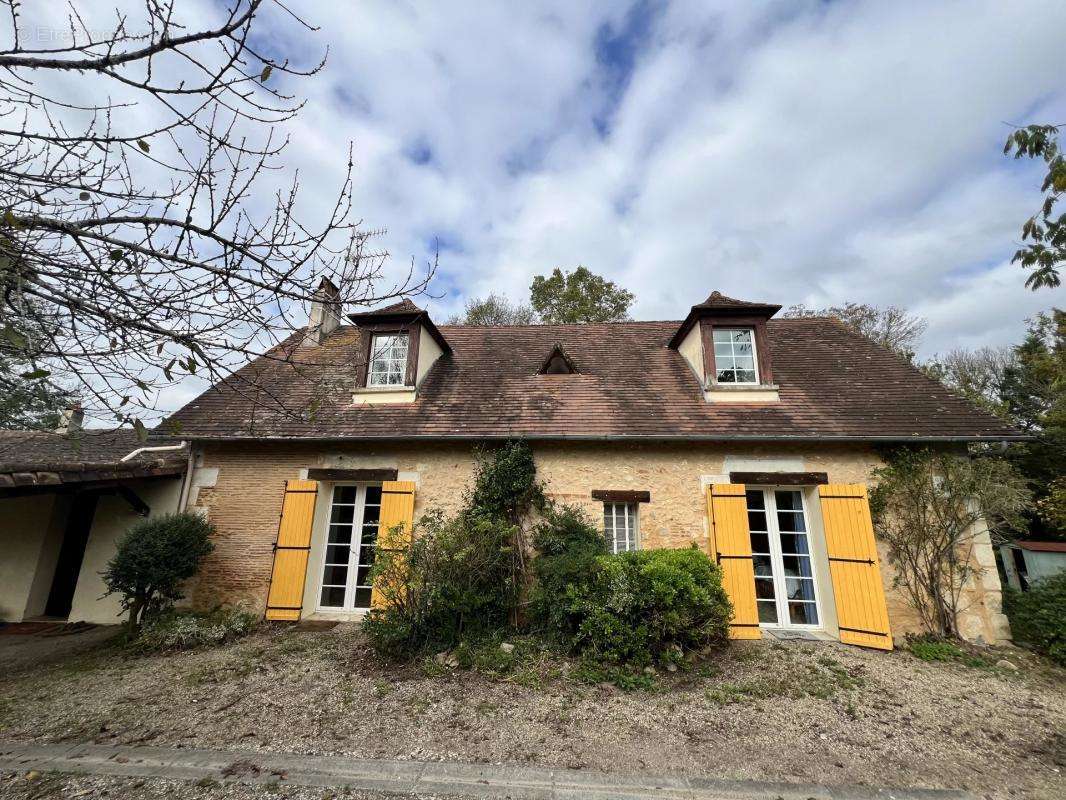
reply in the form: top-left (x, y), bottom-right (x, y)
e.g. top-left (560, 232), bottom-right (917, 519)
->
top-left (0, 740), bottom-right (975, 800)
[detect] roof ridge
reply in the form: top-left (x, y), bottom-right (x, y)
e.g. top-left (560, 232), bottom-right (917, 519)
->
top-left (438, 319), bottom-right (682, 330)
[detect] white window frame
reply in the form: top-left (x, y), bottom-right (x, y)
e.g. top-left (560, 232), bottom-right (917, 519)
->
top-left (366, 333), bottom-right (409, 388)
top-left (603, 502), bottom-right (639, 554)
top-left (316, 483), bottom-right (382, 612)
top-left (746, 486), bottom-right (823, 630)
top-left (711, 327), bottom-right (760, 385)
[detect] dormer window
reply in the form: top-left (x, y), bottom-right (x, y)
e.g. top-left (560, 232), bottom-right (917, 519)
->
top-left (367, 333), bottom-right (409, 387)
top-left (668, 291), bottom-right (781, 403)
top-left (539, 343), bottom-right (577, 375)
top-left (712, 328), bottom-right (758, 385)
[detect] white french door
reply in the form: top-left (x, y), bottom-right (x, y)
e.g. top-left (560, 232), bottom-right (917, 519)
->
top-left (744, 488), bottom-right (821, 628)
top-left (318, 484), bottom-right (382, 610)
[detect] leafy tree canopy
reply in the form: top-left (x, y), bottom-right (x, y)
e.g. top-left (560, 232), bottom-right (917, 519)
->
top-left (1004, 124), bottom-right (1065, 289)
top-left (529, 266), bottom-right (634, 324)
top-left (1000, 309), bottom-right (1066, 515)
top-left (0, 311), bottom-right (70, 430)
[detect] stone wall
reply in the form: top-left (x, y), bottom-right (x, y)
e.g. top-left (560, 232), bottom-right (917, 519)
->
top-left (190, 439), bottom-right (1010, 644)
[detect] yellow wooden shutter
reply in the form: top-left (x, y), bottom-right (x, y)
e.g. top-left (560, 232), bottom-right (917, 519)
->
top-left (264, 479), bottom-right (318, 621)
top-left (818, 484), bottom-right (893, 650)
top-left (370, 480), bottom-right (416, 608)
top-left (707, 484), bottom-right (761, 640)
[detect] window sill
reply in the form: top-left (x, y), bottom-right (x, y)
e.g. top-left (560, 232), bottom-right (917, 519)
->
top-left (704, 383), bottom-right (780, 403)
top-left (352, 387), bottom-right (417, 405)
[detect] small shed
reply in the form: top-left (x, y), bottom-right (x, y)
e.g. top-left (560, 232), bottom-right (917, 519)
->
top-left (0, 427), bottom-right (186, 625)
top-left (999, 539), bottom-right (1066, 591)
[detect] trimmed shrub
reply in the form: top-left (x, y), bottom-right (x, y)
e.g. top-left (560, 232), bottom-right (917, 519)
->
top-left (1003, 572), bottom-right (1066, 666)
top-left (102, 512), bottom-right (215, 636)
top-left (130, 606), bottom-right (257, 653)
top-left (551, 546), bottom-right (732, 667)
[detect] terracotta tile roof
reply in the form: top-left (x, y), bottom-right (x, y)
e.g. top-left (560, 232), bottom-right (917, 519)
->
top-left (0, 429), bottom-right (187, 488)
top-left (162, 317), bottom-right (1022, 442)
top-left (1015, 540), bottom-right (1066, 553)
top-left (693, 291), bottom-right (781, 313)
top-left (348, 298), bottom-right (423, 319)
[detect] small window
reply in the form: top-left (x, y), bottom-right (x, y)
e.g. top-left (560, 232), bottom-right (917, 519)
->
top-left (603, 502), bottom-right (638, 554)
top-left (367, 333), bottom-right (409, 387)
top-left (712, 328), bottom-right (759, 384)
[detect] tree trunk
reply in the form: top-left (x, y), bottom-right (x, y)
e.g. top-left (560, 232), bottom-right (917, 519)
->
top-left (126, 598), bottom-right (145, 638)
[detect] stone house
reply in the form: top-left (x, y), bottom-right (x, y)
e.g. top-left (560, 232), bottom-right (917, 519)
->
top-left (154, 284), bottom-right (1022, 649)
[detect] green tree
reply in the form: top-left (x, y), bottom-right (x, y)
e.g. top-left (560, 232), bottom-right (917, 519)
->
top-left (447, 293), bottom-right (537, 326)
top-left (529, 266), bottom-right (634, 324)
top-left (1003, 124), bottom-right (1064, 289)
top-left (0, 313), bottom-right (70, 430)
top-left (783, 302), bottom-right (927, 362)
top-left (1000, 309), bottom-right (1066, 534)
top-left (103, 513), bottom-right (215, 636)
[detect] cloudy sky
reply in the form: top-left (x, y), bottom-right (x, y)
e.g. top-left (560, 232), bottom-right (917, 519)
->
top-left (263, 0), bottom-right (1064, 352)
top-left (16, 1), bottom-right (1066, 416)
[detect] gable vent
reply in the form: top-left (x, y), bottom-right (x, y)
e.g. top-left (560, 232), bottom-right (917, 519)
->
top-left (539, 343), bottom-right (577, 375)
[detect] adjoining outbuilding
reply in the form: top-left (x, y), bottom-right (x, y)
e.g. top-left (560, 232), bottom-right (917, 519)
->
top-left (999, 539), bottom-right (1066, 591)
top-left (0, 413), bottom-right (187, 625)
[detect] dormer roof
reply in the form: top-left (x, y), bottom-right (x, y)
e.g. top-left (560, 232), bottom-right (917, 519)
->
top-left (347, 298), bottom-right (450, 353)
top-left (347, 298), bottom-right (424, 322)
top-left (668, 290), bottom-right (781, 349)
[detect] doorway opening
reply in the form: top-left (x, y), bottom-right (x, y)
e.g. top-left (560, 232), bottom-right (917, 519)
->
top-left (745, 487), bottom-right (822, 629)
top-left (317, 484), bottom-right (382, 611)
top-left (44, 493), bottom-right (99, 619)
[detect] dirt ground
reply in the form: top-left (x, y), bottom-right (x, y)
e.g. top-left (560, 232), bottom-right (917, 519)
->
top-left (0, 624), bottom-right (1062, 800)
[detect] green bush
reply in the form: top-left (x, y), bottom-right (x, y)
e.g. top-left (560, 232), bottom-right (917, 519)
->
top-left (1004, 572), bottom-right (1066, 666)
top-left (364, 441), bottom-right (545, 662)
top-left (129, 606), bottom-right (257, 653)
top-left (550, 546), bottom-right (732, 667)
top-left (363, 510), bottom-right (522, 660)
top-left (102, 512), bottom-right (215, 636)
top-left (529, 505), bottom-right (607, 636)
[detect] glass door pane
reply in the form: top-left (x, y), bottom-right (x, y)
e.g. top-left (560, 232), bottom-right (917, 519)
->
top-left (319, 484), bottom-right (383, 611)
top-left (353, 486), bottom-right (382, 608)
top-left (320, 485), bottom-right (357, 608)
top-left (744, 489), bottom-right (778, 624)
top-left (743, 488), bottom-right (820, 629)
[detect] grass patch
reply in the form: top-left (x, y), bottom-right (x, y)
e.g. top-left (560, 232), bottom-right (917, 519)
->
top-left (703, 653), bottom-right (864, 705)
top-left (413, 633), bottom-right (561, 688)
top-left (183, 653), bottom-right (258, 686)
top-left (907, 636), bottom-right (992, 668)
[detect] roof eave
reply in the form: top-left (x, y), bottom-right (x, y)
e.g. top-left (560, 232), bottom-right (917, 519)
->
top-left (173, 432), bottom-right (1032, 444)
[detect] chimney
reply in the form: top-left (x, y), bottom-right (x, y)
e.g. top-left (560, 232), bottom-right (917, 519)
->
top-left (306, 277), bottom-right (342, 346)
top-left (57, 403), bottom-right (84, 435)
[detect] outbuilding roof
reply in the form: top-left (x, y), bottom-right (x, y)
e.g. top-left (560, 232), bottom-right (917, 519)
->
top-left (0, 429), bottom-right (186, 490)
top-left (162, 315), bottom-right (1023, 443)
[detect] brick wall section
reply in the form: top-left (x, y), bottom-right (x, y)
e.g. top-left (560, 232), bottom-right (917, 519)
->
top-left (191, 440), bottom-right (1010, 644)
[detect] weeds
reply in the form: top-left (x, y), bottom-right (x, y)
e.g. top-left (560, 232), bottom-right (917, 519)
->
top-left (703, 652), bottom-right (864, 705)
top-left (573, 661), bottom-right (660, 692)
top-left (907, 636), bottom-right (991, 668)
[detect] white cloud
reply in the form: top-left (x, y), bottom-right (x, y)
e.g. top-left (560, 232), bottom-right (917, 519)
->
top-left (11, 1), bottom-right (1065, 415)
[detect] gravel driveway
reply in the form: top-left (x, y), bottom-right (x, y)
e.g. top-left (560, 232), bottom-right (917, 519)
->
top-left (0, 624), bottom-right (1062, 800)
